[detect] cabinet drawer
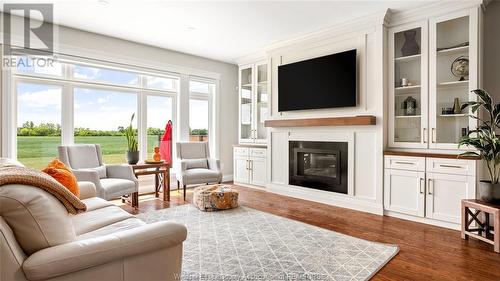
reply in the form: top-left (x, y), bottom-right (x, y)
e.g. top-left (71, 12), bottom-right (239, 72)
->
top-left (384, 155), bottom-right (425, 171)
top-left (426, 158), bottom-right (476, 176)
top-left (233, 147), bottom-right (249, 156)
top-left (250, 148), bottom-right (267, 158)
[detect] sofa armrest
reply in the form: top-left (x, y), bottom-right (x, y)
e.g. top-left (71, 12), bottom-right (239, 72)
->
top-left (208, 158), bottom-right (220, 172)
top-left (22, 221), bottom-right (187, 281)
top-left (78, 181), bottom-right (96, 199)
top-left (106, 164), bottom-right (137, 182)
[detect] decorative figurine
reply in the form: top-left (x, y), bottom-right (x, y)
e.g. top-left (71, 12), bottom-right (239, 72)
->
top-left (153, 146), bottom-right (161, 162)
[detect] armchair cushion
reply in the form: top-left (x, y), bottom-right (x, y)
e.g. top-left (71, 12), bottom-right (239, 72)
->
top-left (78, 181), bottom-right (97, 200)
top-left (184, 169), bottom-right (221, 183)
top-left (184, 158), bottom-right (208, 169)
top-left (66, 145), bottom-right (102, 169)
top-left (99, 178), bottom-right (137, 199)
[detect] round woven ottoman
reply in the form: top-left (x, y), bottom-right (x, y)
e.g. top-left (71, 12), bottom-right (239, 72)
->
top-left (192, 184), bottom-right (239, 212)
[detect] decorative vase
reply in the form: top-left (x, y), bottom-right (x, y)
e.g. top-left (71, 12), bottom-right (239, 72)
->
top-left (126, 151), bottom-right (139, 165)
top-left (403, 96), bottom-right (417, 116)
top-left (453, 98), bottom-right (461, 114)
top-left (401, 30), bottom-right (420, 57)
top-left (153, 147), bottom-right (161, 162)
top-left (479, 181), bottom-right (500, 203)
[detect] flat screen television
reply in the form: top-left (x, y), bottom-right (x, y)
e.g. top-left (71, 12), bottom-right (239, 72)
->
top-left (278, 49), bottom-right (357, 112)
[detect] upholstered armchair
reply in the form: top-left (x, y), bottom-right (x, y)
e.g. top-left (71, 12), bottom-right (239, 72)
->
top-left (176, 142), bottom-right (222, 199)
top-left (58, 144), bottom-right (139, 207)
top-left (0, 165), bottom-right (187, 281)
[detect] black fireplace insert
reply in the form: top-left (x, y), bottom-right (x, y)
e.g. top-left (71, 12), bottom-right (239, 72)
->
top-left (289, 141), bottom-right (348, 194)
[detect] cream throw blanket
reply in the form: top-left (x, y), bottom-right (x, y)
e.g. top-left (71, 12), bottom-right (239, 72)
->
top-left (0, 166), bottom-right (87, 214)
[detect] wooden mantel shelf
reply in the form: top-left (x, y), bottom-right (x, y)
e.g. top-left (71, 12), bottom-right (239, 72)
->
top-left (264, 115), bottom-right (376, 127)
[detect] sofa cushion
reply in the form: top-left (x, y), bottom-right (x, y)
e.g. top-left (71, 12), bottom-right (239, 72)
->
top-left (0, 184), bottom-right (76, 255)
top-left (77, 218), bottom-right (146, 240)
top-left (42, 159), bottom-right (80, 197)
top-left (185, 158), bottom-right (208, 169)
top-left (72, 205), bottom-right (133, 235)
top-left (81, 197), bottom-right (114, 212)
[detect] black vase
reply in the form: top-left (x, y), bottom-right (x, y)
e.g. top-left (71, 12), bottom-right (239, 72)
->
top-left (401, 30), bottom-right (420, 57)
top-left (126, 151), bottom-right (139, 165)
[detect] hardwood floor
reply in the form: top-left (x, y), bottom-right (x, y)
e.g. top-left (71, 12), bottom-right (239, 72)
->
top-left (117, 185), bottom-right (500, 281)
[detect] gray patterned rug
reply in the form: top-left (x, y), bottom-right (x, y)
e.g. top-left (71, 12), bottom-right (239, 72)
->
top-left (137, 204), bottom-right (398, 281)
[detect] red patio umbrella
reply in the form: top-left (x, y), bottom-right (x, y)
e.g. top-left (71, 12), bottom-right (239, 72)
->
top-left (160, 120), bottom-right (172, 164)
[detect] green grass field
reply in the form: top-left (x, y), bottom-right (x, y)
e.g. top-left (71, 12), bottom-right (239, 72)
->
top-left (18, 135), bottom-right (160, 169)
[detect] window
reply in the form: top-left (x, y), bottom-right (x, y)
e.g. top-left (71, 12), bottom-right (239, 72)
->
top-left (8, 52), bottom-right (216, 169)
top-left (73, 64), bottom-right (140, 86)
top-left (146, 95), bottom-right (173, 157)
top-left (16, 82), bottom-right (62, 169)
top-left (189, 79), bottom-right (214, 143)
top-left (15, 56), bottom-right (63, 77)
top-left (74, 88), bottom-right (138, 164)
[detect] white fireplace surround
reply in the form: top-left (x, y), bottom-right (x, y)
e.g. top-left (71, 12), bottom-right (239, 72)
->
top-left (267, 128), bottom-right (383, 215)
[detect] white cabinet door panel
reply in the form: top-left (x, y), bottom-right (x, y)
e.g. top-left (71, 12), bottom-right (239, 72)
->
top-left (250, 157), bottom-right (267, 186)
top-left (425, 172), bottom-right (475, 223)
top-left (234, 156), bottom-right (249, 184)
top-left (384, 169), bottom-right (425, 217)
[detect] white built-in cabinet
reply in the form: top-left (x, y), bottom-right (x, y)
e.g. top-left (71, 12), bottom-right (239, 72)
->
top-left (388, 8), bottom-right (479, 149)
top-left (238, 61), bottom-right (270, 144)
top-left (233, 146), bottom-right (267, 187)
top-left (384, 155), bottom-right (475, 225)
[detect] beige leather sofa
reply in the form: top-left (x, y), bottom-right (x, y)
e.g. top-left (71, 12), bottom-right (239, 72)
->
top-left (0, 180), bottom-right (187, 281)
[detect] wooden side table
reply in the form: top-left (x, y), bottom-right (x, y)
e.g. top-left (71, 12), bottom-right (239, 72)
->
top-left (461, 199), bottom-right (500, 253)
top-left (132, 162), bottom-right (171, 202)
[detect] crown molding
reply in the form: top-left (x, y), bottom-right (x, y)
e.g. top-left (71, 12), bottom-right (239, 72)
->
top-left (388, 0), bottom-right (484, 27)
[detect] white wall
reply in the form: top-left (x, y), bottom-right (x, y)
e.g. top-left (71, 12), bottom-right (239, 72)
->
top-left (484, 0), bottom-right (500, 101)
top-left (1, 14), bottom-right (239, 178)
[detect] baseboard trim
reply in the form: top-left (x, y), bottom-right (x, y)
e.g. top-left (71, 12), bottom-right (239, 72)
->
top-left (263, 183), bottom-right (384, 215)
top-left (384, 210), bottom-right (460, 230)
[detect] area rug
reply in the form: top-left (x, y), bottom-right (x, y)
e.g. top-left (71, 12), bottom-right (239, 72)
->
top-left (137, 204), bottom-right (398, 281)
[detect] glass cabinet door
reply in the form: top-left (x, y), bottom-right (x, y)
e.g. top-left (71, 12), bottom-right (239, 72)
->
top-left (390, 23), bottom-right (428, 148)
top-left (239, 66), bottom-right (253, 142)
top-left (255, 63), bottom-right (268, 142)
top-left (430, 13), bottom-right (476, 149)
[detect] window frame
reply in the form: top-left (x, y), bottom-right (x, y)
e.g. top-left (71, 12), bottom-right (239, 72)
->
top-left (188, 77), bottom-right (215, 152)
top-left (7, 53), bottom-right (180, 164)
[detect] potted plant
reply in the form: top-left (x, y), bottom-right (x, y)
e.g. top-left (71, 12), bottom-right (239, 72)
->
top-left (124, 113), bottom-right (139, 165)
top-left (459, 89), bottom-right (500, 202)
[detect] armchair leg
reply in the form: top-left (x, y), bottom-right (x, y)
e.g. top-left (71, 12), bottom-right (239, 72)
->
top-left (177, 180), bottom-right (180, 191)
top-left (183, 185), bottom-right (187, 200)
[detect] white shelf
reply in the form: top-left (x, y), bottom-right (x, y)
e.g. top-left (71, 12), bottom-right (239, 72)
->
top-left (258, 81), bottom-right (267, 84)
top-left (439, 113), bottom-right (467, 117)
top-left (395, 115), bottom-right (421, 119)
top-left (241, 83), bottom-right (252, 88)
top-left (437, 80), bottom-right (469, 88)
top-left (395, 54), bottom-right (421, 62)
top-left (437, 45), bottom-right (469, 55)
top-left (395, 85), bottom-right (421, 93)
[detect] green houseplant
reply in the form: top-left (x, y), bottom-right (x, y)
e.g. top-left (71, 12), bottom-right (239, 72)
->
top-left (124, 113), bottom-right (139, 165)
top-left (459, 89), bottom-right (500, 202)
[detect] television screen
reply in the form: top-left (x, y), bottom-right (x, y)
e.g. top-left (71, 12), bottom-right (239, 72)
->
top-left (278, 49), bottom-right (357, 112)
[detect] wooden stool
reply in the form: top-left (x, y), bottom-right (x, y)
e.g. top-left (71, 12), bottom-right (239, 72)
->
top-left (461, 199), bottom-right (500, 253)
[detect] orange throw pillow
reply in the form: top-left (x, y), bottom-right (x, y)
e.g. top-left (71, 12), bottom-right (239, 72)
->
top-left (42, 159), bottom-right (80, 197)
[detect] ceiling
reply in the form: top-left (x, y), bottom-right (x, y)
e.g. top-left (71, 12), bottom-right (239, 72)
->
top-left (5, 1), bottom-right (436, 64)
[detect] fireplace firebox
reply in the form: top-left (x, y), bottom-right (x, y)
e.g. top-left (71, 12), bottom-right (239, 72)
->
top-left (289, 141), bottom-right (348, 194)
